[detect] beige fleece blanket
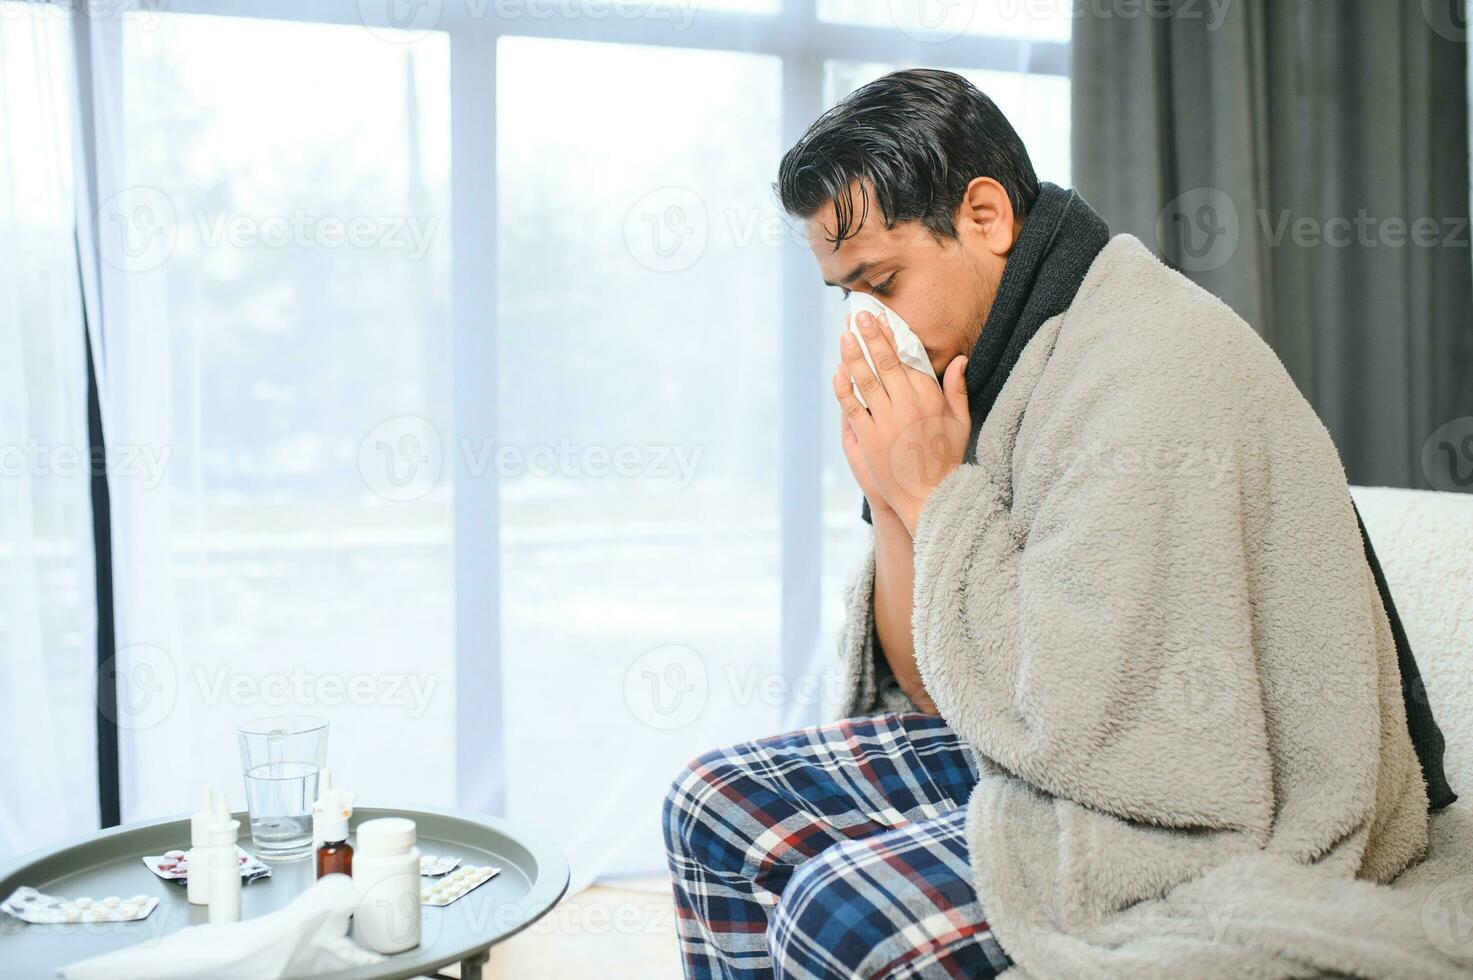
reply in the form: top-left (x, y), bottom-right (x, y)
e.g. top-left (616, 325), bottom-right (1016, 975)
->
top-left (838, 235), bottom-right (1473, 979)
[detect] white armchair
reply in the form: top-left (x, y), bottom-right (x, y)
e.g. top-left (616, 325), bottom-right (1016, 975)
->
top-left (1351, 486), bottom-right (1473, 795)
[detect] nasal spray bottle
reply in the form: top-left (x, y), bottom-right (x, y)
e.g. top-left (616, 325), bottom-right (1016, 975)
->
top-left (186, 785), bottom-right (215, 905)
top-left (312, 769), bottom-right (337, 851)
top-left (206, 795), bottom-right (242, 924)
top-left (313, 770), bottom-right (355, 879)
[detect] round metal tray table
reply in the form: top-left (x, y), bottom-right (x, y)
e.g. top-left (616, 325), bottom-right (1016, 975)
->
top-left (0, 804), bottom-right (569, 980)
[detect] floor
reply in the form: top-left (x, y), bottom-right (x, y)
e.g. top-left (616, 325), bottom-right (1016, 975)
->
top-left (471, 881), bottom-right (683, 980)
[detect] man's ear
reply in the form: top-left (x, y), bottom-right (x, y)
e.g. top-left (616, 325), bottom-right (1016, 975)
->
top-left (956, 177), bottom-right (1018, 257)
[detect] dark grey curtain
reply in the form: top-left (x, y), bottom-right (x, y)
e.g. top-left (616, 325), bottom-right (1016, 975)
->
top-left (1071, 0), bottom-right (1473, 490)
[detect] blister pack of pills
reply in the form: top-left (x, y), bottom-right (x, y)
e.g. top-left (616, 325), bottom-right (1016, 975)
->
top-left (143, 846), bottom-right (272, 883)
top-left (2, 887), bottom-right (158, 924)
top-left (419, 865), bottom-right (501, 906)
top-left (419, 853), bottom-right (461, 877)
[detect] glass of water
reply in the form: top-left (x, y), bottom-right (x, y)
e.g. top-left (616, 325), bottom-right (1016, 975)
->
top-left (236, 716), bottom-right (328, 861)
top-left (242, 761), bottom-right (321, 861)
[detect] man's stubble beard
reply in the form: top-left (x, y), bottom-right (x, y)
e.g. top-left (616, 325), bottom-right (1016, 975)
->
top-left (960, 252), bottom-right (1003, 355)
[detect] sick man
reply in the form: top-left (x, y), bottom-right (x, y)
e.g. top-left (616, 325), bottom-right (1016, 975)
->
top-left (663, 69), bottom-right (1457, 980)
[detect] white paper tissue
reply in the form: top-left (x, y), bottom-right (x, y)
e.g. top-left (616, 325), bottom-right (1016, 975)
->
top-left (59, 874), bottom-right (383, 980)
top-left (846, 293), bottom-right (938, 408)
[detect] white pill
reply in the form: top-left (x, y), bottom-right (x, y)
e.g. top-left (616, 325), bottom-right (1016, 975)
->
top-left (73, 897), bottom-right (92, 909)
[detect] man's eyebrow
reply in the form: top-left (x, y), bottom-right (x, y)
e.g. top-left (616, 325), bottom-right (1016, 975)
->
top-left (822, 260), bottom-right (875, 289)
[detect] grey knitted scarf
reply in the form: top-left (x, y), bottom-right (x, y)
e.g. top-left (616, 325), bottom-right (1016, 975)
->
top-left (961, 182), bottom-right (1110, 460)
top-left (861, 182), bottom-right (1108, 520)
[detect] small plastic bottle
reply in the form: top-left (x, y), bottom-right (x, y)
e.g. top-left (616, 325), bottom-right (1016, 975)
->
top-left (352, 818), bottom-right (421, 953)
top-left (185, 785), bottom-right (214, 906)
top-left (206, 805), bottom-right (242, 924)
top-left (311, 769), bottom-right (335, 852)
top-left (314, 777), bottom-right (355, 879)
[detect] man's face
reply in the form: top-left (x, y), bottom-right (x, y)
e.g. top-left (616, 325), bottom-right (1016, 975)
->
top-left (805, 180), bottom-right (1014, 377)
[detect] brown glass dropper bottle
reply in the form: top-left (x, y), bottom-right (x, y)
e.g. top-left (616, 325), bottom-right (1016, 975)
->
top-left (313, 774), bottom-right (354, 878)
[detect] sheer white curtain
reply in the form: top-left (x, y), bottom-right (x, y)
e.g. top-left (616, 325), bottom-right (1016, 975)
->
top-left (78, 4), bottom-right (458, 825)
top-left (0, 1), bottom-right (99, 860)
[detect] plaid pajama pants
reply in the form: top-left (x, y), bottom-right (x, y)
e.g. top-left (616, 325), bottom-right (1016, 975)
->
top-left (663, 713), bottom-right (1012, 980)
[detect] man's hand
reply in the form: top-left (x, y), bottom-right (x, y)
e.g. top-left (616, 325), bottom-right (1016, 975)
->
top-left (840, 414), bottom-right (895, 519)
top-left (832, 310), bottom-right (970, 536)
top-left (836, 319), bottom-right (896, 519)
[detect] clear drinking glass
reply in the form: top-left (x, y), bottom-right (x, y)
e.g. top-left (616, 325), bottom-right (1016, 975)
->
top-left (236, 716), bottom-right (328, 860)
top-left (242, 762), bottom-right (321, 861)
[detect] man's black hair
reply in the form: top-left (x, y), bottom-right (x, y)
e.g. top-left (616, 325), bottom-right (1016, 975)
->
top-left (776, 68), bottom-right (1039, 249)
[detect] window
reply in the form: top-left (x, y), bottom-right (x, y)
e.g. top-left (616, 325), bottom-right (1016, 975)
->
top-left (498, 36), bottom-right (783, 876)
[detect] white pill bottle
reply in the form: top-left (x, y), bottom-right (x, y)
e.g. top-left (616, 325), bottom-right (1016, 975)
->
top-left (352, 818), bottom-right (422, 953)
